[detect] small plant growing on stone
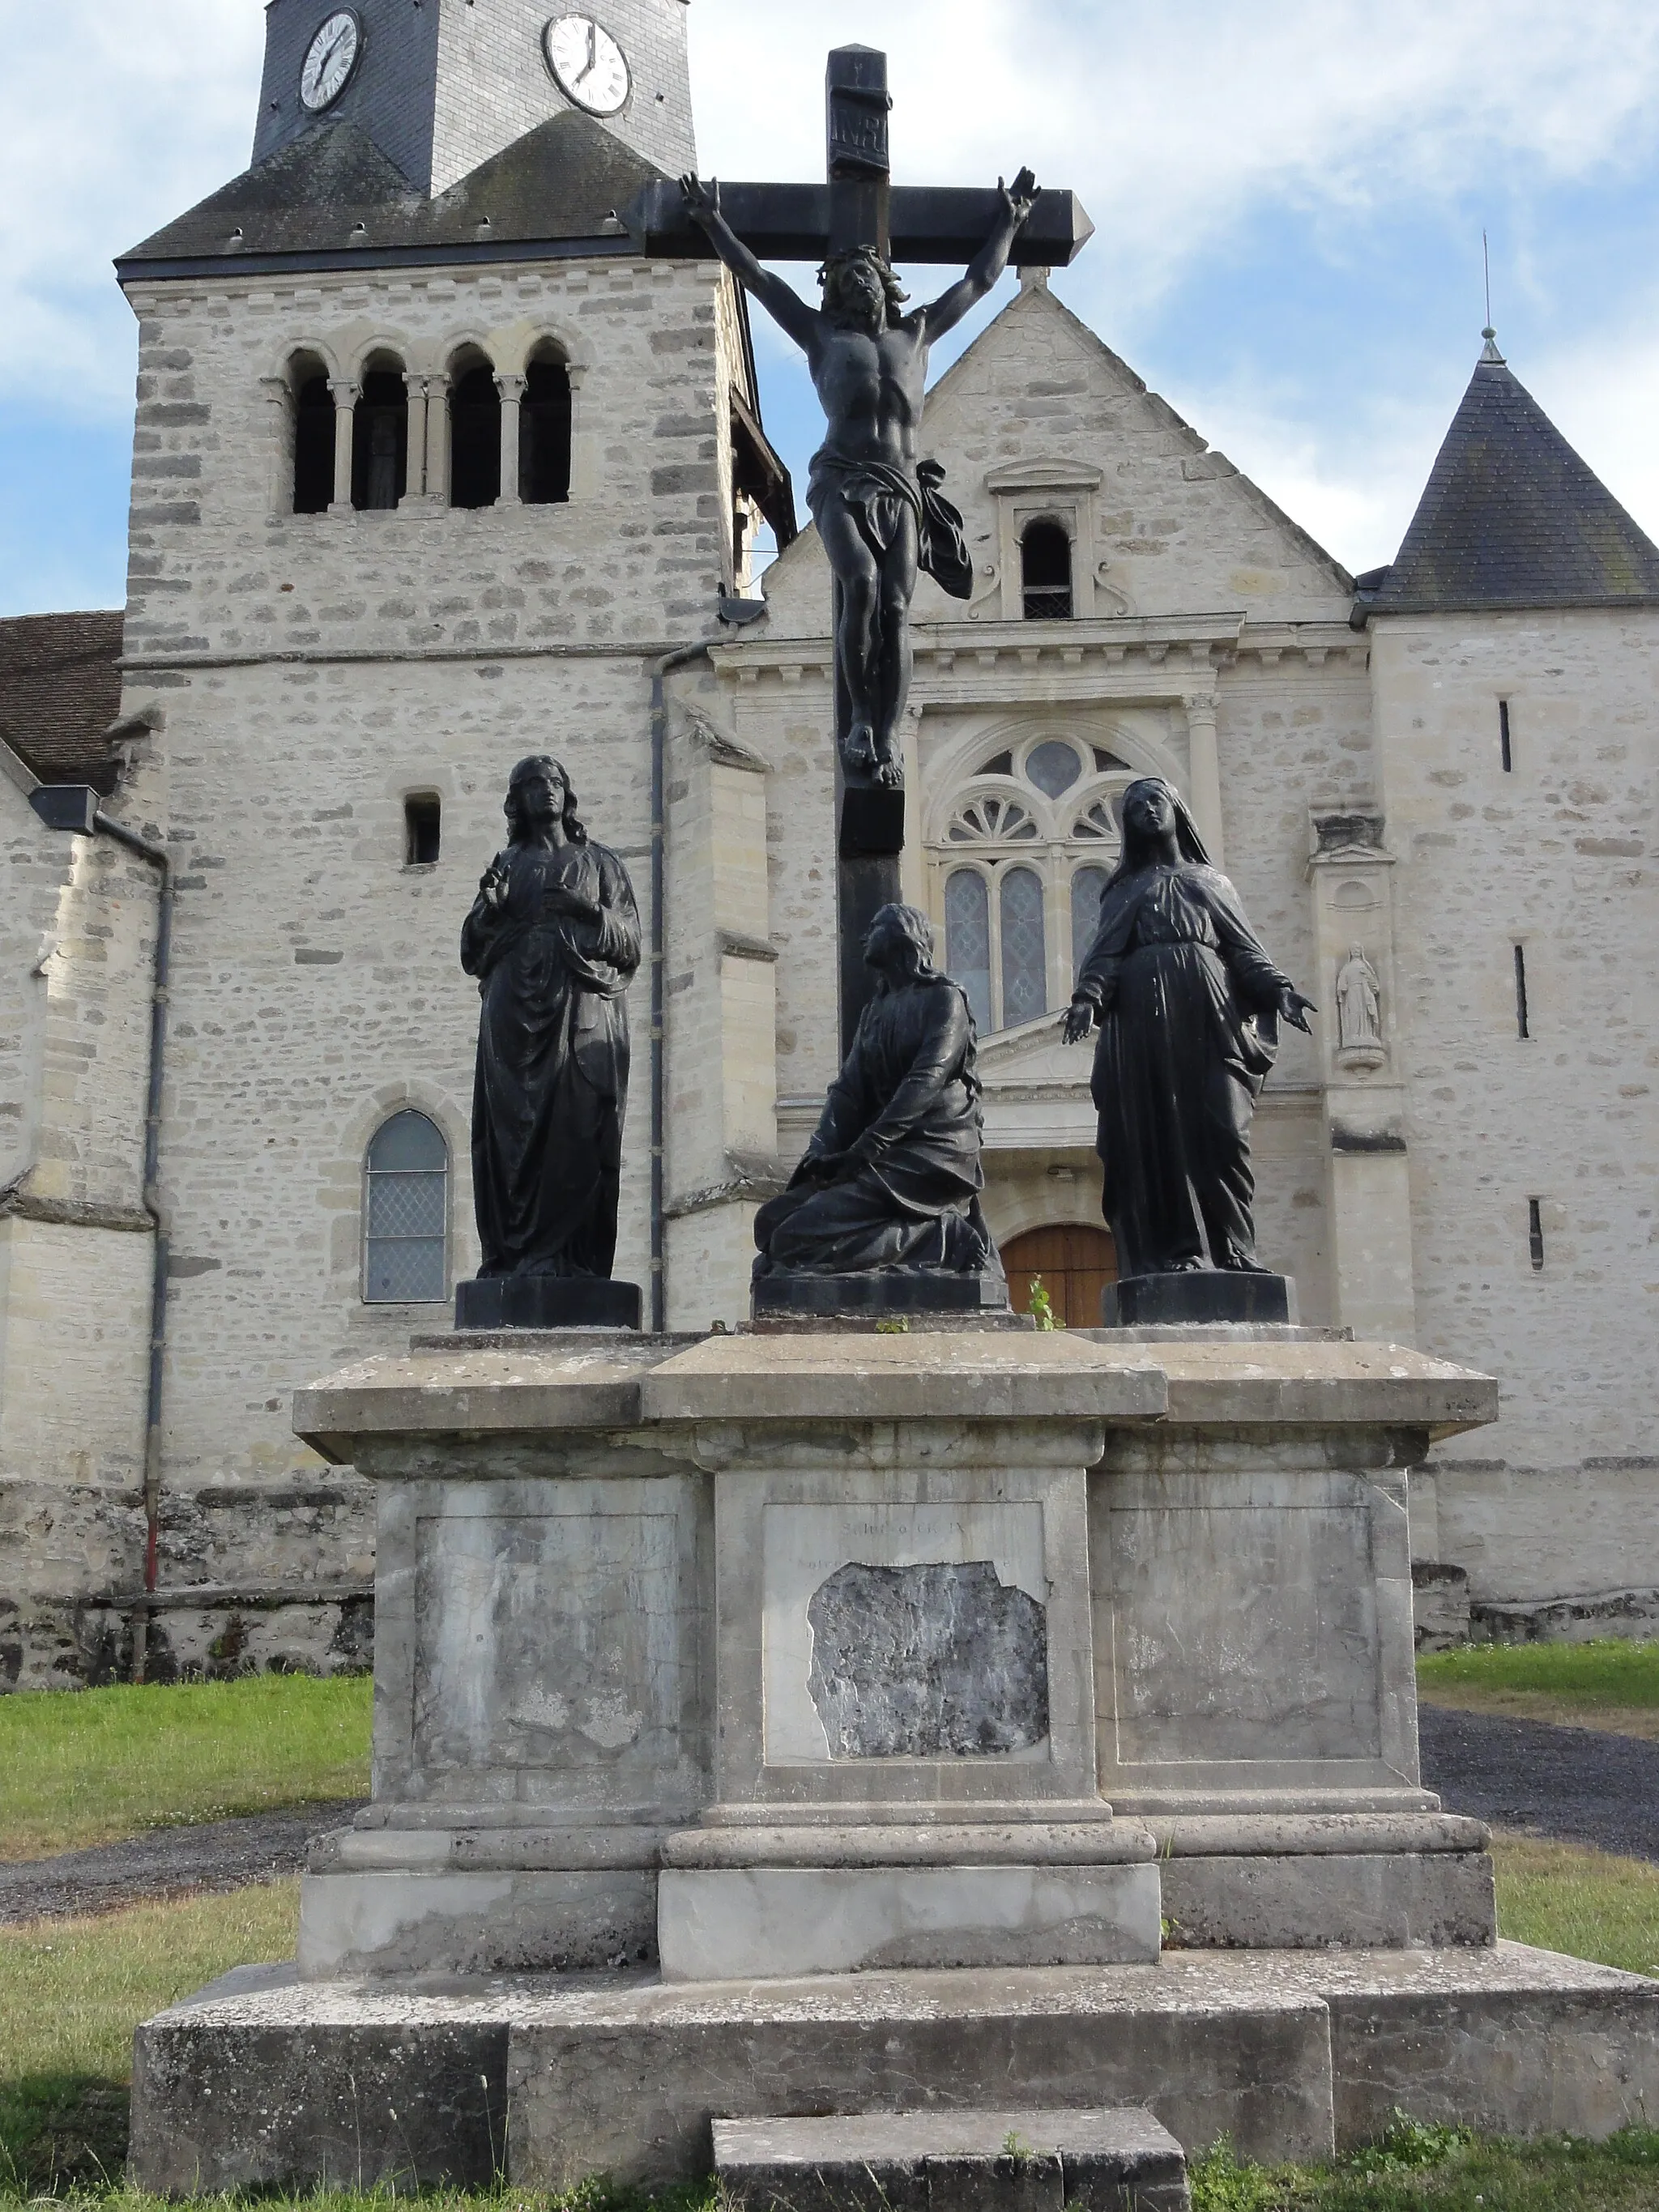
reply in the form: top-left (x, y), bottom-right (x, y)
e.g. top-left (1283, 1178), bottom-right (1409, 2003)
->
top-left (1027, 1277), bottom-right (1065, 1330)
top-left (1001, 2129), bottom-right (1032, 2163)
top-left (874, 1317), bottom-right (911, 1334)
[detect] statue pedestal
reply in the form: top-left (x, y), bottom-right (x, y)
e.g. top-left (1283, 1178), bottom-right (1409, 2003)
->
top-left (454, 1275), bottom-right (642, 1330)
top-left (1103, 1271), bottom-right (1297, 1327)
top-left (753, 1268), bottom-right (1012, 1323)
top-left (122, 1328), bottom-right (1659, 2190)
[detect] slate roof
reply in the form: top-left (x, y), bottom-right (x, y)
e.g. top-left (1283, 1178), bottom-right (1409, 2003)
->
top-left (1359, 343), bottom-right (1659, 616)
top-left (119, 111), bottom-right (661, 278)
top-left (0, 612), bottom-right (125, 792)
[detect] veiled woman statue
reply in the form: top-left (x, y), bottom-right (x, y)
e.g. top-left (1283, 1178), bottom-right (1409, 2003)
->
top-left (1062, 777), bottom-right (1315, 1277)
top-left (461, 755), bottom-right (640, 1281)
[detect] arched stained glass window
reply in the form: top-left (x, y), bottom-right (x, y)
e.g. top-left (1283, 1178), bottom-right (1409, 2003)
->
top-left (365, 1110), bottom-right (448, 1303)
top-left (1072, 864), bottom-right (1110, 977)
top-left (945, 870), bottom-right (992, 1036)
top-left (1000, 865), bottom-right (1047, 1027)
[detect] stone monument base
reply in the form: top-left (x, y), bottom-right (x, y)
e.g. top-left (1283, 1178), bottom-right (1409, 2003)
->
top-left (130, 1945), bottom-right (1659, 2194)
top-left (454, 1275), bottom-right (642, 1331)
top-left (752, 1268), bottom-right (1010, 1321)
top-left (1103, 1272), bottom-right (1297, 1327)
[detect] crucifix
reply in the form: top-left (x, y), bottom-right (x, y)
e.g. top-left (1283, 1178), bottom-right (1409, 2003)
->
top-left (632, 48), bottom-right (1093, 1048)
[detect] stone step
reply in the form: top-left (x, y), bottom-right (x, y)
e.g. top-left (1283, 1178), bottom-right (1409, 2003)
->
top-left (714, 2107), bottom-right (1188, 2212)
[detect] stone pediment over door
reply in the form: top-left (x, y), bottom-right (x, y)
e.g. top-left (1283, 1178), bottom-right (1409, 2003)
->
top-left (975, 1012), bottom-right (1097, 1152)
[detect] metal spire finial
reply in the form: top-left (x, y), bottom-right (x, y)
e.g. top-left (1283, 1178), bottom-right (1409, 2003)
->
top-left (1480, 232), bottom-right (1504, 360)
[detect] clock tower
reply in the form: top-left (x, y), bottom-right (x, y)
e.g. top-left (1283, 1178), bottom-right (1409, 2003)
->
top-left (254, 0), bottom-right (696, 195)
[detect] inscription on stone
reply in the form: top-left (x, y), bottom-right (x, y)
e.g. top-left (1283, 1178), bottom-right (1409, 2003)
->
top-left (807, 1560), bottom-right (1049, 1758)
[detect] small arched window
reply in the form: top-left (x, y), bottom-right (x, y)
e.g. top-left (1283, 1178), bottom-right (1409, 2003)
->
top-left (1021, 520), bottom-right (1073, 620)
top-left (945, 869), bottom-right (992, 1036)
top-left (1000, 865), bottom-right (1047, 1025)
top-left (450, 360), bottom-right (501, 509)
top-left (364, 1110), bottom-right (448, 1302)
top-left (291, 359), bottom-right (335, 514)
top-left (352, 366), bottom-right (408, 510)
top-left (521, 347), bottom-right (573, 505)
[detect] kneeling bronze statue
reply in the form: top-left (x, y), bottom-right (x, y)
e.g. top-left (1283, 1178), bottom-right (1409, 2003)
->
top-left (755, 903), bottom-right (999, 1281)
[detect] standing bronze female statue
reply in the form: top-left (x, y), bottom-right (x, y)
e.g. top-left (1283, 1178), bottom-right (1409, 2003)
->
top-left (458, 755), bottom-right (641, 1325)
top-left (1062, 778), bottom-right (1315, 1285)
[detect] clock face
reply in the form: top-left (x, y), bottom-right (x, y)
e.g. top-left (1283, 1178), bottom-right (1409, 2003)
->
top-left (544, 15), bottom-right (630, 116)
top-left (300, 11), bottom-right (363, 113)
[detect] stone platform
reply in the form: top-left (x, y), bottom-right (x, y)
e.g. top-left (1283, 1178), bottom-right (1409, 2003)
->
top-left (130, 1943), bottom-right (1659, 2194)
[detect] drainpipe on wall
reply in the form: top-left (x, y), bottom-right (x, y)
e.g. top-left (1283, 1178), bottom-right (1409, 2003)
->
top-left (28, 784), bottom-right (173, 1684)
top-left (647, 644), bottom-right (711, 1335)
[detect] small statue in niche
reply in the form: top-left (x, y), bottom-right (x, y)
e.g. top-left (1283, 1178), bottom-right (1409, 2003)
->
top-left (1336, 943), bottom-right (1385, 1059)
top-left (1061, 777), bottom-right (1316, 1277)
top-left (461, 755), bottom-right (640, 1283)
top-left (753, 902), bottom-right (1000, 1279)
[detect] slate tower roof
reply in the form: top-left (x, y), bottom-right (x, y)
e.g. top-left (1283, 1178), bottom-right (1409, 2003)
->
top-left (0, 612), bottom-right (125, 791)
top-left (1356, 336), bottom-right (1659, 617)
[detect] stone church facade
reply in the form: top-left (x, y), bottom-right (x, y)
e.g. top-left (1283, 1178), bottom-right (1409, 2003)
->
top-left (2, 0), bottom-right (1654, 1686)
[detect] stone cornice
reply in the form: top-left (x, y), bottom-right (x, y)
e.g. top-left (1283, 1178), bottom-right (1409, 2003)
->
top-left (0, 1182), bottom-right (153, 1234)
top-left (709, 614), bottom-right (1365, 699)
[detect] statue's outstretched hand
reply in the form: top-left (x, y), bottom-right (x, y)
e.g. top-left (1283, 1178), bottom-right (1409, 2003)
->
top-left (1280, 988), bottom-right (1317, 1035)
top-left (680, 172), bottom-right (721, 228)
top-left (1000, 167), bottom-right (1038, 228)
top-left (1062, 999), bottom-right (1095, 1046)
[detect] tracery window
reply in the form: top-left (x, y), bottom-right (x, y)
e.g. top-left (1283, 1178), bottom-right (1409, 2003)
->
top-left (933, 733), bottom-right (1135, 1034)
top-left (364, 1110), bottom-right (449, 1302)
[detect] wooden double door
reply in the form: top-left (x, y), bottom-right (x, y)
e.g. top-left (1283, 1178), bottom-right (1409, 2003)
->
top-left (1000, 1224), bottom-right (1119, 1329)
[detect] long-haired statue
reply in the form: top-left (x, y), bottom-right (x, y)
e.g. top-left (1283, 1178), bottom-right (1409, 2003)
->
top-left (459, 756), bottom-right (640, 1311)
top-left (1063, 778), bottom-right (1315, 1282)
top-left (754, 902), bottom-right (1000, 1285)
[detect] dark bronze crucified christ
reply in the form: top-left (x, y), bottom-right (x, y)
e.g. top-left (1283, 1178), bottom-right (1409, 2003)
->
top-left (680, 167), bottom-right (1036, 791)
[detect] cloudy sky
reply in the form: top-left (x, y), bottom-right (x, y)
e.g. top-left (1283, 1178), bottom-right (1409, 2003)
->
top-left (2, 0), bottom-right (1658, 613)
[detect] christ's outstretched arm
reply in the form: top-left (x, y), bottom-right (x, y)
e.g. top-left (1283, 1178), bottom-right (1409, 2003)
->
top-left (680, 174), bottom-right (821, 352)
top-left (918, 168), bottom-right (1037, 340)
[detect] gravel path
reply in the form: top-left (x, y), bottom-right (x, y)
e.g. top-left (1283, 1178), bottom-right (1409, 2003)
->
top-left (1419, 1704), bottom-right (1659, 1864)
top-left (4, 1708), bottom-right (1654, 1923)
top-left (0, 1801), bottom-right (368, 1924)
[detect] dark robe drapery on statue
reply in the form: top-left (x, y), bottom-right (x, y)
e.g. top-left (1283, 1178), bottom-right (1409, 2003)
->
top-left (754, 903), bottom-right (997, 1277)
top-left (1069, 778), bottom-right (1310, 1279)
top-left (461, 761), bottom-right (640, 1280)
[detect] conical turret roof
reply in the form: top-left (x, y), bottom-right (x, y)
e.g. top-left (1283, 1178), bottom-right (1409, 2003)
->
top-left (1358, 339), bottom-right (1659, 615)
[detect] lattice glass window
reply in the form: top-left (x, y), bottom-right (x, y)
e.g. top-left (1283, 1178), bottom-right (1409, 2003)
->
top-left (945, 869), bottom-right (992, 1035)
top-left (1000, 866), bottom-right (1047, 1027)
top-left (1072, 864), bottom-right (1110, 976)
top-left (365, 1110), bottom-right (448, 1303)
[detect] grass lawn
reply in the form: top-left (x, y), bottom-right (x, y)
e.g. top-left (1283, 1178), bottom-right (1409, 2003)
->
top-left (0, 1882), bottom-right (299, 2193)
top-left (0, 1676), bottom-right (372, 1861)
top-left (1188, 2120), bottom-right (1659, 2208)
top-left (1418, 1638), bottom-right (1659, 1741)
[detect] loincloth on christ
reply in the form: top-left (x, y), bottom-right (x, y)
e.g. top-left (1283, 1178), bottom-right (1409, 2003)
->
top-left (806, 452), bottom-right (973, 600)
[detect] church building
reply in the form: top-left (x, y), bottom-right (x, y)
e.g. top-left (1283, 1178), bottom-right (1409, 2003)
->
top-left (2, 0), bottom-right (1654, 1686)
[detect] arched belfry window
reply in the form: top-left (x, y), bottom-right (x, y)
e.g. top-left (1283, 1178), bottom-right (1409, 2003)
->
top-left (932, 734), bottom-right (1135, 1035)
top-left (1021, 519), bottom-right (1073, 620)
top-left (521, 345), bottom-right (572, 505)
top-left (364, 1110), bottom-right (449, 1302)
top-left (290, 354), bottom-right (335, 514)
top-left (352, 362), bottom-right (408, 511)
top-left (449, 355), bottom-right (501, 509)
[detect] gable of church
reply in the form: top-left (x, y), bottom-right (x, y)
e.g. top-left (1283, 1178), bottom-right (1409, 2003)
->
top-left (757, 281), bottom-right (1355, 637)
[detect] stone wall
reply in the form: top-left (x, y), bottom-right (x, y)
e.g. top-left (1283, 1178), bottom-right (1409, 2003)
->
top-left (1373, 608), bottom-right (1658, 1605)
